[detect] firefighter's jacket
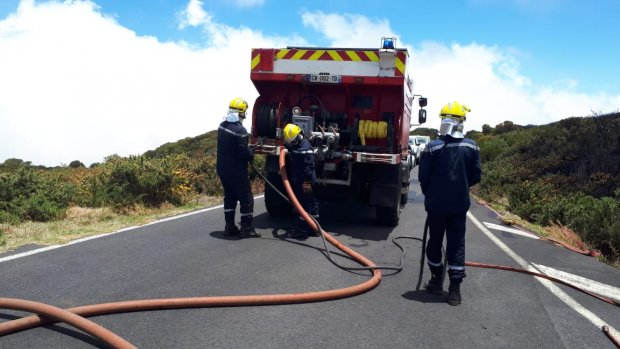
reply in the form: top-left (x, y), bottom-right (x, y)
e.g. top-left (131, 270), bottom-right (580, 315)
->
top-left (418, 135), bottom-right (481, 214)
top-left (216, 121), bottom-right (253, 177)
top-left (285, 137), bottom-right (316, 185)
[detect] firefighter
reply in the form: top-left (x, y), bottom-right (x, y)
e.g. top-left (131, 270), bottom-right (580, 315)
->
top-left (283, 123), bottom-right (320, 239)
top-left (216, 97), bottom-right (260, 238)
top-left (418, 101), bottom-right (481, 306)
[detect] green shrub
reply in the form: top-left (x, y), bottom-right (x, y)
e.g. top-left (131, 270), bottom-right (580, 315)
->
top-left (561, 194), bottom-right (620, 257)
top-left (102, 156), bottom-right (173, 207)
top-left (478, 137), bottom-right (508, 162)
top-left (0, 167), bottom-right (73, 222)
top-left (507, 180), bottom-right (556, 224)
top-left (21, 192), bottom-right (66, 221)
top-left (0, 229), bottom-right (5, 246)
top-left (0, 210), bottom-right (19, 224)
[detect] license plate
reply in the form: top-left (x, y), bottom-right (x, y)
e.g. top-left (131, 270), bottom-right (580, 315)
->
top-left (308, 74), bottom-right (341, 83)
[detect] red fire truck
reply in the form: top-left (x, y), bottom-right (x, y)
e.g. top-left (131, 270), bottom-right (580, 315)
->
top-left (249, 37), bottom-right (427, 226)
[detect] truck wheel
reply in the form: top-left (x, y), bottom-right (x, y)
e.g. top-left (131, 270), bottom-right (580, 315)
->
top-left (376, 205), bottom-right (400, 226)
top-left (264, 173), bottom-right (292, 215)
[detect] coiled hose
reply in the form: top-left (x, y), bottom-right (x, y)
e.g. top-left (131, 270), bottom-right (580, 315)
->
top-left (358, 120), bottom-right (387, 145)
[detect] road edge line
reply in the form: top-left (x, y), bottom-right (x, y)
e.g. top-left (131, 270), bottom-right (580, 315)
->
top-left (0, 195), bottom-right (265, 263)
top-left (467, 211), bottom-right (619, 340)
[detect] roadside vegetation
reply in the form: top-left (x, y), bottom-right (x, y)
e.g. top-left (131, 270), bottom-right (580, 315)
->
top-left (0, 131), bottom-right (264, 253)
top-left (1, 113), bottom-right (618, 267)
top-left (414, 112), bottom-right (620, 266)
top-left (467, 112), bottom-right (620, 266)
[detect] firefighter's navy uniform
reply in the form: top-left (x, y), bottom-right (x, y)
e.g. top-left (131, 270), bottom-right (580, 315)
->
top-left (216, 118), bottom-right (255, 236)
top-left (419, 135), bottom-right (481, 284)
top-left (285, 132), bottom-right (319, 237)
top-left (418, 101), bottom-right (480, 305)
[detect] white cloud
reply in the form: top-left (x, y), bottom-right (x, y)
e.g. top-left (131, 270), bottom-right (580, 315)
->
top-left (0, 3), bottom-right (617, 167)
top-left (301, 11), bottom-right (620, 133)
top-left (301, 11), bottom-right (395, 48)
top-left (0, 0), bottom-right (292, 167)
top-left (178, 0), bottom-right (209, 29)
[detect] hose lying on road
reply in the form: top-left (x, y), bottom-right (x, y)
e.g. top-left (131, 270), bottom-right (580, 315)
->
top-left (254, 159), bottom-right (413, 274)
top-left (1, 150), bottom-right (618, 348)
top-left (0, 149), bottom-right (383, 347)
top-left (417, 217), bottom-right (620, 347)
top-left (0, 298), bottom-right (137, 349)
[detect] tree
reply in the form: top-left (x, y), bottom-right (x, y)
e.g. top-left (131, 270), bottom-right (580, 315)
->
top-left (482, 124), bottom-right (494, 135)
top-left (1, 158), bottom-right (32, 171)
top-left (494, 121), bottom-right (519, 134)
top-left (69, 160), bottom-right (85, 168)
top-left (411, 127), bottom-right (439, 140)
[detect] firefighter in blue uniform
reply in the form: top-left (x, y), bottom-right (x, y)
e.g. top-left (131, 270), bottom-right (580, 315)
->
top-left (418, 101), bottom-right (481, 306)
top-left (283, 123), bottom-right (320, 239)
top-left (216, 98), bottom-right (260, 238)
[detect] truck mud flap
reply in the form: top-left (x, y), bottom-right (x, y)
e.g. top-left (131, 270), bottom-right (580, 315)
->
top-left (369, 164), bottom-right (401, 208)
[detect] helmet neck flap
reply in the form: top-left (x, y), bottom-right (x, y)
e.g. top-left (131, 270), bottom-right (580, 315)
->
top-left (439, 118), bottom-right (465, 138)
top-left (224, 109), bottom-right (244, 123)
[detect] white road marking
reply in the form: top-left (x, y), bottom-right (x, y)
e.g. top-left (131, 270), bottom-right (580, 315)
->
top-left (467, 211), bottom-right (619, 340)
top-left (532, 263), bottom-right (620, 303)
top-left (483, 222), bottom-right (540, 239)
top-left (0, 194), bottom-right (266, 264)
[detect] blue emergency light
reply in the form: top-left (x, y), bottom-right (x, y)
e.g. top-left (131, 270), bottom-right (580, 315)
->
top-left (382, 37), bottom-right (395, 50)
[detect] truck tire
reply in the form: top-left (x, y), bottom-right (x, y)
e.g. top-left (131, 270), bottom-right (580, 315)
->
top-left (376, 204), bottom-right (400, 226)
top-left (264, 172), bottom-right (292, 215)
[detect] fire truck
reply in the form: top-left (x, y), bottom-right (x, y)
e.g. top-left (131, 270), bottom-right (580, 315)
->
top-left (249, 37), bottom-right (427, 226)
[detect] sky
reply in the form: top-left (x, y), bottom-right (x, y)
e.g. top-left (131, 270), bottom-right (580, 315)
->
top-left (0, 0), bottom-right (619, 167)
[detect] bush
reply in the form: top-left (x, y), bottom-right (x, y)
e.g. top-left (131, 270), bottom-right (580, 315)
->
top-left (507, 187), bottom-right (620, 260)
top-left (507, 179), bottom-right (556, 224)
top-left (560, 194), bottom-right (620, 258)
top-left (103, 156), bottom-right (173, 208)
top-left (0, 167), bottom-right (73, 223)
top-left (478, 137), bottom-right (508, 162)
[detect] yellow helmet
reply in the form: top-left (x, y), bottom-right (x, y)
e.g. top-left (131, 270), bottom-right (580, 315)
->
top-left (283, 123), bottom-right (303, 145)
top-left (229, 98), bottom-right (248, 113)
top-left (439, 101), bottom-right (471, 120)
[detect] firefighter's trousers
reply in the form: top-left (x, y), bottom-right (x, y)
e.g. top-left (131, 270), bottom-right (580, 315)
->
top-left (219, 174), bottom-right (254, 227)
top-left (426, 212), bottom-right (466, 283)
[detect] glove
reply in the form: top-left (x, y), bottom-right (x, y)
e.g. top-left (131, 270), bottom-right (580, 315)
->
top-left (302, 181), bottom-right (313, 196)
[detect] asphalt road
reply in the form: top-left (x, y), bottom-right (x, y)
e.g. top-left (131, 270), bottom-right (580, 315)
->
top-left (1, 167), bottom-right (619, 349)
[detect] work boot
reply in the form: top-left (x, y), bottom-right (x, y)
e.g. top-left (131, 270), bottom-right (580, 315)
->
top-left (425, 273), bottom-right (443, 295)
top-left (240, 225), bottom-right (261, 238)
top-left (291, 228), bottom-right (308, 239)
top-left (224, 223), bottom-right (240, 236)
top-left (448, 283), bottom-right (462, 306)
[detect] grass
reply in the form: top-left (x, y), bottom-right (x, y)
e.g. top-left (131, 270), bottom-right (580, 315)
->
top-left (0, 195), bottom-right (222, 254)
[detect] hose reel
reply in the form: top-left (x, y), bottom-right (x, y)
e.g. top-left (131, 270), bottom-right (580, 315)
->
top-left (256, 102), bottom-right (290, 138)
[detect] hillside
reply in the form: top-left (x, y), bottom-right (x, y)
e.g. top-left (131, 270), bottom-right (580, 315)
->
top-left (474, 113), bottom-right (620, 198)
top-left (469, 113), bottom-right (620, 260)
top-left (143, 131), bottom-right (218, 159)
top-left (1, 113), bottom-right (618, 263)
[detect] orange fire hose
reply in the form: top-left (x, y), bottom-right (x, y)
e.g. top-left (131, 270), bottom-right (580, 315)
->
top-left (1, 149), bottom-right (617, 347)
top-left (0, 298), bottom-right (136, 349)
top-left (0, 149), bottom-right (381, 347)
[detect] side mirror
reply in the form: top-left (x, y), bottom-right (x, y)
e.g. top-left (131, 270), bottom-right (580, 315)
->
top-left (419, 97), bottom-right (428, 108)
top-left (418, 109), bottom-right (427, 124)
